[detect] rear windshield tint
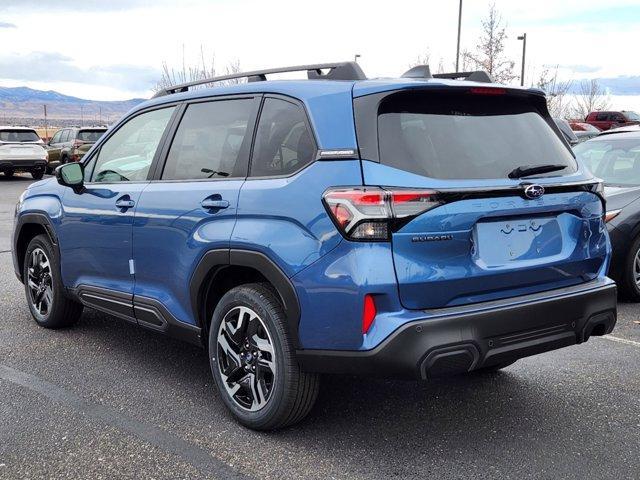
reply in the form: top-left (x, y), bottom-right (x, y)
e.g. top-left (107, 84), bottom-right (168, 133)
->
top-left (78, 129), bottom-right (106, 142)
top-left (0, 129), bottom-right (40, 142)
top-left (377, 91), bottom-right (576, 180)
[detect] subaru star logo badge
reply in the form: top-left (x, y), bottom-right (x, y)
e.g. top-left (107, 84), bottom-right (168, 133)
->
top-left (524, 184), bottom-right (545, 199)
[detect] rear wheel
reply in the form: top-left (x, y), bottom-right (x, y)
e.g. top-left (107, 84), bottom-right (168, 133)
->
top-left (209, 283), bottom-right (319, 430)
top-left (31, 169), bottom-right (44, 180)
top-left (618, 235), bottom-right (640, 302)
top-left (3, 169), bottom-right (14, 178)
top-left (23, 234), bottom-right (83, 328)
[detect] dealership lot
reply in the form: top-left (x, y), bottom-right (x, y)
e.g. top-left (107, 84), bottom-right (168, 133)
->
top-left (1, 175), bottom-right (639, 479)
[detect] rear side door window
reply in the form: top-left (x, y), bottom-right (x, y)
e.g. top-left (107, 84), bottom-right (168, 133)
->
top-left (87, 107), bottom-right (175, 183)
top-left (250, 97), bottom-right (316, 177)
top-left (161, 99), bottom-right (255, 180)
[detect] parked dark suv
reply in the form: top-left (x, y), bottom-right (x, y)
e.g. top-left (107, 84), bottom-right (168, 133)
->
top-left (46, 126), bottom-right (107, 172)
top-left (13, 62), bottom-right (617, 430)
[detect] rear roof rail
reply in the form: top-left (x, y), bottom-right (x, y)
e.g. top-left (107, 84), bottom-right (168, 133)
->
top-left (153, 61), bottom-right (367, 98)
top-left (401, 65), bottom-right (494, 84)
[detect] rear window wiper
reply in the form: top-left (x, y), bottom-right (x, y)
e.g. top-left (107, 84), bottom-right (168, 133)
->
top-left (508, 164), bottom-right (567, 179)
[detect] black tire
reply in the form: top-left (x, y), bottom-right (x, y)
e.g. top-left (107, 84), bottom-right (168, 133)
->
top-left (618, 235), bottom-right (640, 302)
top-left (31, 169), bottom-right (45, 180)
top-left (23, 234), bottom-right (83, 328)
top-left (471, 360), bottom-right (517, 374)
top-left (4, 169), bottom-right (14, 178)
top-left (209, 283), bottom-right (319, 430)
top-left (60, 154), bottom-right (69, 165)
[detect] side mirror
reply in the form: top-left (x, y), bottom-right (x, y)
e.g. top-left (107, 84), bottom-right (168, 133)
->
top-left (55, 163), bottom-right (84, 192)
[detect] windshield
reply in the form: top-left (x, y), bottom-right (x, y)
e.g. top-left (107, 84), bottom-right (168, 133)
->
top-left (77, 129), bottom-right (106, 142)
top-left (574, 136), bottom-right (640, 186)
top-left (625, 111), bottom-right (640, 121)
top-left (0, 129), bottom-right (40, 142)
top-left (377, 91), bottom-right (577, 180)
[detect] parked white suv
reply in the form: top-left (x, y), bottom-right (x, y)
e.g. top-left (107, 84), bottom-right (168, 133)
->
top-left (0, 126), bottom-right (48, 179)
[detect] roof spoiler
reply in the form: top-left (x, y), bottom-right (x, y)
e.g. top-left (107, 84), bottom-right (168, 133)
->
top-left (153, 61), bottom-right (367, 98)
top-left (401, 65), bottom-right (494, 84)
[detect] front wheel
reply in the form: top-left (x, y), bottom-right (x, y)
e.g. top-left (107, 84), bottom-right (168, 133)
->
top-left (209, 283), bottom-right (319, 430)
top-left (24, 234), bottom-right (83, 328)
top-left (618, 235), bottom-right (640, 302)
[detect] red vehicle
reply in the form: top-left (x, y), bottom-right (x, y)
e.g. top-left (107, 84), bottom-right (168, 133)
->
top-left (584, 111), bottom-right (640, 131)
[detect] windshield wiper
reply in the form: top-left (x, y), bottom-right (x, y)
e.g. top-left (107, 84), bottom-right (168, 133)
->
top-left (508, 164), bottom-right (567, 179)
top-left (201, 168), bottom-right (230, 178)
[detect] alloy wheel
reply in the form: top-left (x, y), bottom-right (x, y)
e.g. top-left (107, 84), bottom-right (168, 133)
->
top-left (216, 306), bottom-right (276, 411)
top-left (27, 248), bottom-right (53, 319)
top-left (634, 246), bottom-right (640, 288)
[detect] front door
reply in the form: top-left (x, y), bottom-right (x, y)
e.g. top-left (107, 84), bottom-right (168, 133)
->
top-left (58, 106), bottom-right (177, 296)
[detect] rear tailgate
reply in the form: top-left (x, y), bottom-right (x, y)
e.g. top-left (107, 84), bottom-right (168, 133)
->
top-left (0, 142), bottom-right (46, 159)
top-left (354, 86), bottom-right (608, 310)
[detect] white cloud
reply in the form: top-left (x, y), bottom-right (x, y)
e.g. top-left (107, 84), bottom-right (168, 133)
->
top-left (0, 0), bottom-right (637, 99)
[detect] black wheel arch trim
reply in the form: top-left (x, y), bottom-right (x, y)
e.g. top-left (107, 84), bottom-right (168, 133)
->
top-left (13, 212), bottom-right (60, 283)
top-left (190, 248), bottom-right (301, 347)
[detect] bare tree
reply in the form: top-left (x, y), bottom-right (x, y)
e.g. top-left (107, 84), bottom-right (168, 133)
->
top-left (155, 45), bottom-right (244, 92)
top-left (570, 79), bottom-right (610, 120)
top-left (409, 49), bottom-right (445, 73)
top-left (535, 66), bottom-right (573, 119)
top-left (463, 3), bottom-right (516, 83)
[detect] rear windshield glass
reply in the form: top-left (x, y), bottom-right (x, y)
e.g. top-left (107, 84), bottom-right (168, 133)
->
top-left (78, 129), bottom-right (106, 142)
top-left (0, 129), bottom-right (40, 142)
top-left (377, 91), bottom-right (577, 180)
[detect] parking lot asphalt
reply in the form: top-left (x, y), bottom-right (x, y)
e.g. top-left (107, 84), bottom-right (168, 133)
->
top-left (1, 174), bottom-right (639, 480)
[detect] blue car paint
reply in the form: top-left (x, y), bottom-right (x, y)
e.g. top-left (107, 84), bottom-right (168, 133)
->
top-left (131, 179), bottom-right (244, 323)
top-left (59, 182), bottom-right (149, 294)
top-left (14, 78), bottom-right (613, 354)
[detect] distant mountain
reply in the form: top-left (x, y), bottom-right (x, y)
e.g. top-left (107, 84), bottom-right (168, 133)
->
top-left (0, 86), bottom-right (146, 124)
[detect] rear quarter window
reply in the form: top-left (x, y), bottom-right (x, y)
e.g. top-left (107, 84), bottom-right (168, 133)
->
top-left (375, 90), bottom-right (577, 180)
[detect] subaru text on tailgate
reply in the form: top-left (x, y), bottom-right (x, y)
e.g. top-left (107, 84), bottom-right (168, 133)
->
top-left (12, 62), bottom-right (617, 430)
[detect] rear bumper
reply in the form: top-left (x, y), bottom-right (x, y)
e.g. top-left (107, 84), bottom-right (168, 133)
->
top-left (0, 159), bottom-right (47, 171)
top-left (297, 278), bottom-right (617, 379)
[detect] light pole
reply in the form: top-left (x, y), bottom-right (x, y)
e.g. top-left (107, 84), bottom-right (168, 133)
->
top-left (455, 0), bottom-right (463, 72)
top-left (517, 33), bottom-right (527, 86)
top-left (354, 54), bottom-right (361, 63)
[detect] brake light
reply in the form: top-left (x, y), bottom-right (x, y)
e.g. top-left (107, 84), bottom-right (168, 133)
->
top-left (469, 87), bottom-right (506, 95)
top-left (362, 294), bottom-right (376, 334)
top-left (323, 187), bottom-right (440, 240)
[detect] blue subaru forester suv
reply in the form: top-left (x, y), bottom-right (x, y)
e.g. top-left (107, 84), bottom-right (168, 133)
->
top-left (13, 62), bottom-right (617, 430)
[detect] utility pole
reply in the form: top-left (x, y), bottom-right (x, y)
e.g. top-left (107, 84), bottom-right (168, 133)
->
top-left (354, 54), bottom-right (361, 63)
top-left (43, 105), bottom-right (48, 139)
top-left (81, 104), bottom-right (84, 126)
top-left (455, 0), bottom-right (463, 72)
top-left (518, 33), bottom-right (527, 86)
top-left (99, 106), bottom-right (102, 125)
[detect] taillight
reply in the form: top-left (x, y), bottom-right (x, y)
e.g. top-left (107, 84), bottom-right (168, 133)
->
top-left (323, 187), bottom-right (440, 241)
top-left (604, 209), bottom-right (621, 223)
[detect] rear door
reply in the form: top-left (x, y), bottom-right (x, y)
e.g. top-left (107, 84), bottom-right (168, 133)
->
top-left (355, 87), bottom-right (608, 310)
top-left (132, 96), bottom-right (260, 325)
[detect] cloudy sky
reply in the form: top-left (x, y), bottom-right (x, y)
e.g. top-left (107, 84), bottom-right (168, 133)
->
top-left (0, 0), bottom-right (639, 101)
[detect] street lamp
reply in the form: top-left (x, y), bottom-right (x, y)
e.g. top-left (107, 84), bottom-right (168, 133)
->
top-left (517, 33), bottom-right (527, 86)
top-left (455, 0), bottom-right (463, 72)
top-left (354, 54), bottom-right (361, 63)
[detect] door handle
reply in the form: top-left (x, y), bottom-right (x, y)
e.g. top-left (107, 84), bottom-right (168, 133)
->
top-left (201, 198), bottom-right (229, 210)
top-left (115, 196), bottom-right (135, 210)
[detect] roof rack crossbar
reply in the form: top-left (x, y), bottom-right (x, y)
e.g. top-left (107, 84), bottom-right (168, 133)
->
top-left (153, 61), bottom-right (367, 98)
